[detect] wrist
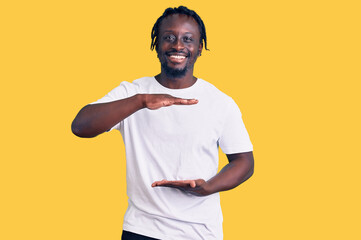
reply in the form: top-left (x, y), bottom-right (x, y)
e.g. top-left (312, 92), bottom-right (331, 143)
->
top-left (201, 181), bottom-right (214, 196)
top-left (136, 94), bottom-right (147, 109)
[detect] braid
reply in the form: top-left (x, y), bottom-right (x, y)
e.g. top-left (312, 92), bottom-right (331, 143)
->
top-left (150, 6), bottom-right (209, 51)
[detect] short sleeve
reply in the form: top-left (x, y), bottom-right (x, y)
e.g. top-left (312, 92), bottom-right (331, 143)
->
top-left (219, 98), bottom-right (253, 154)
top-left (89, 81), bottom-right (136, 131)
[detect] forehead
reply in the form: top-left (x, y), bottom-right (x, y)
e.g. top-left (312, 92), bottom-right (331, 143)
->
top-left (159, 14), bottom-right (200, 35)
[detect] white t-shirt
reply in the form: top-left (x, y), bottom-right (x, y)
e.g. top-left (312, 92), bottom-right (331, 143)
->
top-left (91, 77), bottom-right (253, 240)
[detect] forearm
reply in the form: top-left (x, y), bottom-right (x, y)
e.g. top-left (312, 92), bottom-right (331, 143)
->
top-left (71, 93), bottom-right (198, 138)
top-left (71, 94), bottom-right (144, 138)
top-left (205, 152), bottom-right (254, 195)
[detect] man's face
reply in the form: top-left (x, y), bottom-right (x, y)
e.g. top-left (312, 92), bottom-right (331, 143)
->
top-left (156, 14), bottom-right (203, 78)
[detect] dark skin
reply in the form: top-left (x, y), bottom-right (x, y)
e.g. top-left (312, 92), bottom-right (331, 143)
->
top-left (155, 14), bottom-right (203, 88)
top-left (71, 14), bottom-right (254, 196)
top-left (151, 152), bottom-right (254, 196)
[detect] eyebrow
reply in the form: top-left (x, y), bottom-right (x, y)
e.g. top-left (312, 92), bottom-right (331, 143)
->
top-left (162, 31), bottom-right (194, 35)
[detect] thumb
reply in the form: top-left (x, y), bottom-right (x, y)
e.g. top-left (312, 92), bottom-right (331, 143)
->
top-left (189, 180), bottom-right (196, 188)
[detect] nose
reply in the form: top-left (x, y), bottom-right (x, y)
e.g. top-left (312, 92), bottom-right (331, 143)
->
top-left (173, 38), bottom-right (185, 51)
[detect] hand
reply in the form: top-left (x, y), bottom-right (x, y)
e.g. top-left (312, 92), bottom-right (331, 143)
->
top-left (151, 179), bottom-right (209, 196)
top-left (142, 94), bottom-right (198, 110)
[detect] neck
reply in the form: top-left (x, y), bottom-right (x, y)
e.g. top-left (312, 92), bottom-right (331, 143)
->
top-left (155, 68), bottom-right (197, 89)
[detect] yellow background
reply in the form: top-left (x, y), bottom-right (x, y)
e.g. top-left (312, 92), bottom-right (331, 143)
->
top-left (1, 0), bottom-right (360, 239)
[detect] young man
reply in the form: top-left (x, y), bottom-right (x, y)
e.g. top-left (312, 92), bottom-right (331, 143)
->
top-left (72, 6), bottom-right (254, 240)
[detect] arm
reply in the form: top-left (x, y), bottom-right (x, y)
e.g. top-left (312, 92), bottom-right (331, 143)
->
top-left (205, 151), bottom-right (254, 194)
top-left (71, 94), bottom-right (198, 138)
top-left (152, 151), bottom-right (254, 196)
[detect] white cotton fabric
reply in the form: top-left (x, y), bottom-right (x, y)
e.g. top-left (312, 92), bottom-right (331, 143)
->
top-left (91, 77), bottom-right (253, 240)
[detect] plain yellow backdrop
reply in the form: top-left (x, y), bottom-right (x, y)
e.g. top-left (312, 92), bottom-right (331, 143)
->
top-left (1, 0), bottom-right (360, 239)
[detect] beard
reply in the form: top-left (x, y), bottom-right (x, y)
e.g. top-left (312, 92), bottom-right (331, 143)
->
top-left (161, 61), bottom-right (188, 78)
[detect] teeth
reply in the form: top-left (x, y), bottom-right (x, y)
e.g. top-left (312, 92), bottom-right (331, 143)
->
top-left (170, 55), bottom-right (185, 59)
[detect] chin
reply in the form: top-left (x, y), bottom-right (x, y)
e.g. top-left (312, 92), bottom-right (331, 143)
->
top-left (162, 62), bottom-right (188, 78)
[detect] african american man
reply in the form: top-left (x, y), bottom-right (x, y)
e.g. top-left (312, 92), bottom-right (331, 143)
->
top-left (72, 6), bottom-right (254, 240)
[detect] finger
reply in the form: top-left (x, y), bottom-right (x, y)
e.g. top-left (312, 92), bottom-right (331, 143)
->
top-left (174, 180), bottom-right (195, 187)
top-left (171, 180), bottom-right (196, 188)
top-left (151, 179), bottom-right (167, 187)
top-left (152, 182), bottom-right (165, 187)
top-left (152, 182), bottom-right (179, 188)
top-left (172, 98), bottom-right (198, 105)
top-left (152, 179), bottom-right (197, 188)
top-left (152, 180), bottom-right (178, 187)
top-left (163, 180), bottom-right (194, 188)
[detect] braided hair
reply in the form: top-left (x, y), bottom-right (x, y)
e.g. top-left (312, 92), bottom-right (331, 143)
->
top-left (150, 6), bottom-right (209, 51)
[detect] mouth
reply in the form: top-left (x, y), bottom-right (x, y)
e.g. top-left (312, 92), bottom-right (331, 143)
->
top-left (169, 55), bottom-right (186, 60)
top-left (166, 52), bottom-right (189, 64)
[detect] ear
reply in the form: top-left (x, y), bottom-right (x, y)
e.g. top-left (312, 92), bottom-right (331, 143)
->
top-left (198, 42), bottom-right (203, 56)
top-left (156, 45), bottom-right (159, 58)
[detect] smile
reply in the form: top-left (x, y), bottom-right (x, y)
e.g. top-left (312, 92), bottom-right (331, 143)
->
top-left (166, 54), bottom-right (188, 65)
top-left (169, 55), bottom-right (186, 59)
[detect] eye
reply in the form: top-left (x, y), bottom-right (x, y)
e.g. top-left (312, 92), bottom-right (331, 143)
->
top-left (184, 36), bottom-right (193, 42)
top-left (164, 35), bottom-right (175, 42)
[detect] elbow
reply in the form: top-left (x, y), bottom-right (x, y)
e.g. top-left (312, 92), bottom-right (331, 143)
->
top-left (247, 165), bottom-right (254, 179)
top-left (239, 167), bottom-right (253, 185)
top-left (71, 120), bottom-right (84, 137)
top-left (71, 105), bottom-right (97, 138)
top-left (71, 120), bottom-right (94, 138)
top-left (247, 157), bottom-right (255, 179)
top-left (242, 157), bottom-right (254, 182)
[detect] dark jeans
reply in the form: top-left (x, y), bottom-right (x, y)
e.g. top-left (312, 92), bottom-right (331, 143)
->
top-left (121, 230), bottom-right (160, 240)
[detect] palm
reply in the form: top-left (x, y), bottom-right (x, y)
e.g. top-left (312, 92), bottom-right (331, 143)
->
top-left (144, 94), bottom-right (198, 110)
top-left (151, 179), bottom-right (207, 196)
